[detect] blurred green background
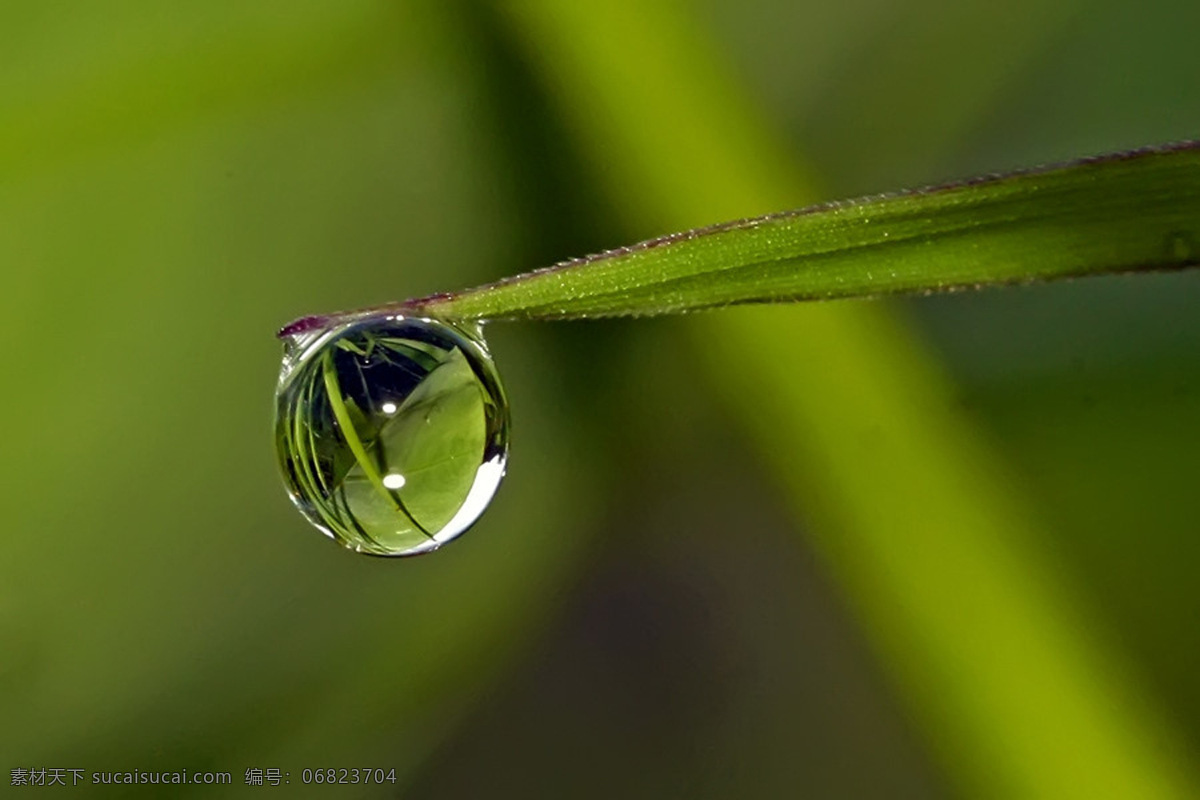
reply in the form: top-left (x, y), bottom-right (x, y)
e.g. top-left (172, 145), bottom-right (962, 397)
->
top-left (3, 0), bottom-right (1199, 796)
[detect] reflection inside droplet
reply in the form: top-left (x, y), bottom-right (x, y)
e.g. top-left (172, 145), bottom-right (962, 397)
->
top-left (274, 314), bottom-right (509, 557)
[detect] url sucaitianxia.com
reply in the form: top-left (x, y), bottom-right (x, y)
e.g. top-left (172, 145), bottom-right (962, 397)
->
top-left (11, 767), bottom-right (399, 788)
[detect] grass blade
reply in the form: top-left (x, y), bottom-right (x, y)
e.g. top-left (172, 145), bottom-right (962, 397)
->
top-left (284, 141), bottom-right (1200, 332)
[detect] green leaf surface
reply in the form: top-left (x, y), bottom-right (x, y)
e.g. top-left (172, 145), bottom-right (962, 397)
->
top-left (289, 141), bottom-right (1200, 328)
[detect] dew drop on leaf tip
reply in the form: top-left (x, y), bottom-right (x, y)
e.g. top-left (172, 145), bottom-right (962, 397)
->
top-left (274, 314), bottom-right (509, 556)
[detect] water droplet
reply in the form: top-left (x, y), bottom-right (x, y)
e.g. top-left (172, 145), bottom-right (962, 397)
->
top-left (274, 315), bottom-right (509, 556)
